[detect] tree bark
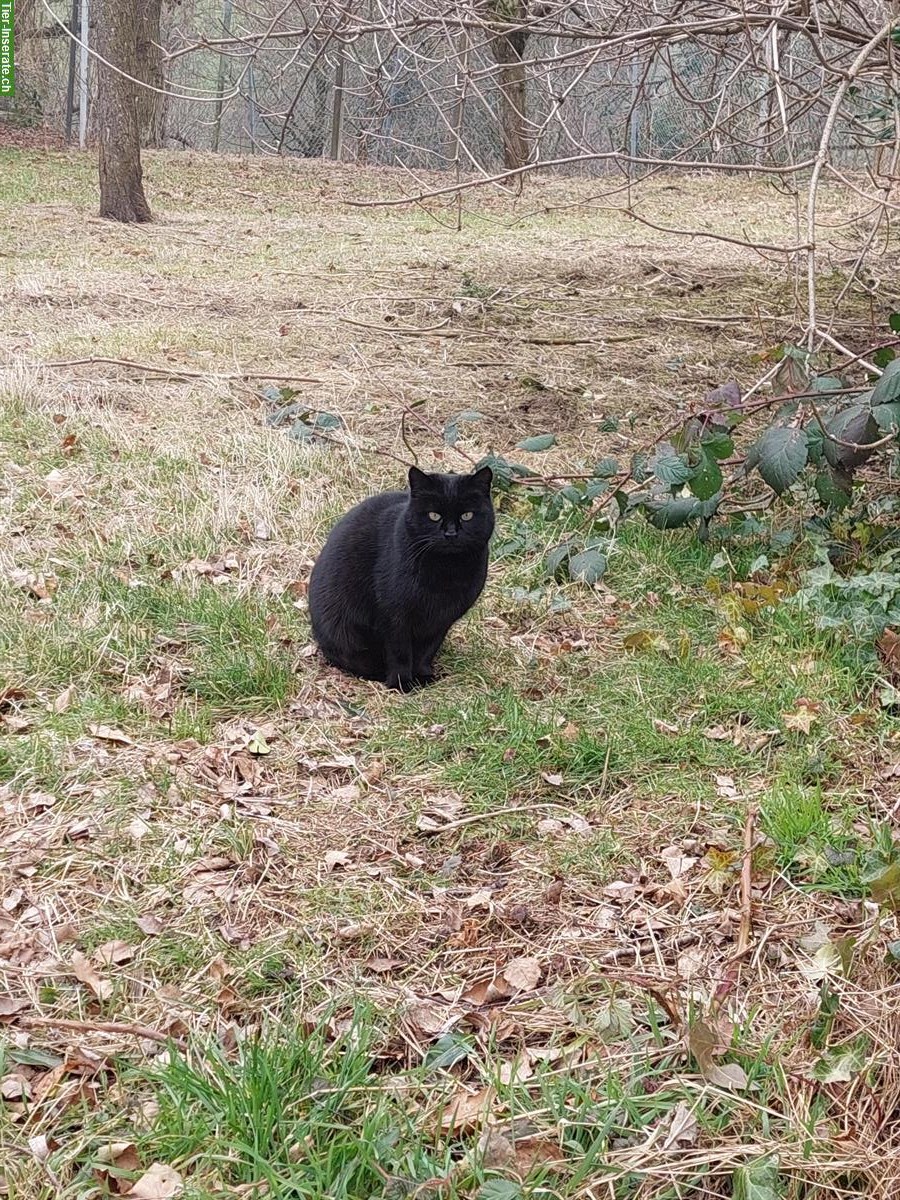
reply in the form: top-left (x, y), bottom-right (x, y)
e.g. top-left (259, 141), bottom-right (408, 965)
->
top-left (490, 4), bottom-right (530, 171)
top-left (136, 0), bottom-right (164, 147)
top-left (96, 0), bottom-right (152, 222)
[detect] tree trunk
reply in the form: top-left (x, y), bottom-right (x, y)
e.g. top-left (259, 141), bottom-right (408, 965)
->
top-left (96, 0), bottom-right (152, 222)
top-left (136, 0), bottom-right (165, 147)
top-left (490, 4), bottom-right (530, 171)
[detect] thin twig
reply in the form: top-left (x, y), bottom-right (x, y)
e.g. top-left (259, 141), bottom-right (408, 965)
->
top-left (734, 806), bottom-right (757, 960)
top-left (20, 1015), bottom-right (176, 1045)
top-left (40, 356), bottom-right (323, 384)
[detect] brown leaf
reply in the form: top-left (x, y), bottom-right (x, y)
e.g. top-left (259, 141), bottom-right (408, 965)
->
top-left (50, 684), bottom-right (75, 714)
top-left (365, 955), bottom-right (403, 973)
top-left (502, 956), bottom-right (542, 993)
top-left (128, 816), bottom-right (151, 841)
top-left (439, 1085), bottom-right (494, 1133)
top-left (129, 1163), bottom-right (184, 1199)
top-left (95, 939), bottom-right (136, 967)
top-left (416, 794), bottom-right (464, 833)
top-left (136, 914), bottom-right (164, 937)
top-left (541, 772), bottom-right (564, 787)
top-left (324, 850), bottom-right (350, 871)
top-left (1, 1074), bottom-right (30, 1100)
top-left (70, 950), bottom-right (113, 1001)
top-left (88, 724), bottom-right (132, 746)
top-left (0, 997), bottom-right (29, 1019)
top-left (406, 999), bottom-right (459, 1036)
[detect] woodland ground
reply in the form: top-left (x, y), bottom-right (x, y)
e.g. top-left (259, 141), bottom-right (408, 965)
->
top-left (0, 149), bottom-right (899, 1200)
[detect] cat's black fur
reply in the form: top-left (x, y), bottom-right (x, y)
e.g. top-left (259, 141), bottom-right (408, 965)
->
top-left (309, 466), bottom-right (494, 691)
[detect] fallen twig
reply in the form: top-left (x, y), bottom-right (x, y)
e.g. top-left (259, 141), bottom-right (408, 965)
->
top-left (20, 1015), bottom-right (176, 1045)
top-left (734, 806), bottom-right (757, 959)
top-left (40, 356), bottom-right (323, 385)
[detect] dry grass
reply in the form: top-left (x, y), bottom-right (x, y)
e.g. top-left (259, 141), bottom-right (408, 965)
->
top-left (1, 148), bottom-right (900, 1199)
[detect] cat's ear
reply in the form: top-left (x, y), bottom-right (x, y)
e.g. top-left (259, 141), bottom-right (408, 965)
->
top-left (408, 466), bottom-right (430, 493)
top-left (471, 466), bottom-right (493, 492)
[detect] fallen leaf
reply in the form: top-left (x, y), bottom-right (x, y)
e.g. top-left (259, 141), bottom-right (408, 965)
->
top-left (95, 939), bottom-right (136, 967)
top-left (324, 850), bottom-right (350, 871)
top-left (705, 1061), bottom-right (748, 1091)
top-left (50, 684), bottom-right (75, 714)
top-left (652, 718), bottom-right (680, 735)
top-left (660, 1102), bottom-right (699, 1148)
top-left (502, 956), bottom-right (542, 993)
top-left (136, 914), bottom-right (164, 936)
top-left (28, 1134), bottom-right (53, 1162)
top-left (128, 815), bottom-right (151, 841)
top-left (70, 950), bottom-right (113, 1001)
top-left (365, 955), bottom-right (403, 973)
top-left (88, 724), bottom-right (132, 746)
top-left (782, 706), bottom-right (817, 734)
top-left (703, 724), bottom-right (731, 741)
top-left (129, 1162), bottom-right (184, 1199)
top-left (0, 997), bottom-right (29, 1019)
top-left (440, 1085), bottom-right (494, 1133)
top-left (1, 1074), bottom-right (30, 1100)
top-left (416, 794), bottom-right (464, 832)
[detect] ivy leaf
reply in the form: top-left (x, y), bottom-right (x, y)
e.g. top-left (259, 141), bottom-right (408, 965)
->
top-left (871, 359), bottom-right (900, 405)
top-left (568, 548), bottom-right (607, 585)
top-left (872, 347), bottom-right (896, 370)
top-left (651, 445), bottom-right (693, 487)
top-left (889, 312), bottom-right (900, 333)
top-left (516, 433), bottom-right (556, 452)
top-left (753, 426), bottom-right (808, 494)
top-left (689, 448), bottom-right (723, 501)
top-left (870, 862), bottom-right (900, 911)
top-left (811, 1040), bottom-right (868, 1084)
top-left (443, 410), bottom-right (484, 447)
top-left (313, 411), bottom-right (342, 430)
top-left (733, 1156), bottom-right (781, 1200)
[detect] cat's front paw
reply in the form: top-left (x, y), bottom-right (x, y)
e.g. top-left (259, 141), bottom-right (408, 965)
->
top-left (413, 672), bottom-right (435, 687)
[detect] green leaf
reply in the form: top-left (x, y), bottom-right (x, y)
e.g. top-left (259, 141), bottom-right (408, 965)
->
top-left (812, 374), bottom-right (845, 393)
top-left (812, 1039), bottom-right (869, 1084)
top-left (733, 1156), bottom-right (781, 1200)
top-left (871, 359), bottom-right (900, 404)
top-left (592, 456), bottom-right (620, 478)
top-left (545, 543), bottom-right (572, 578)
top-left (651, 446), bottom-right (693, 487)
top-left (872, 401), bottom-right (900, 433)
top-left (516, 433), bottom-right (556, 452)
top-left (753, 426), bottom-right (808, 494)
top-left (814, 466), bottom-right (852, 511)
top-left (701, 432), bottom-right (734, 460)
top-left (823, 405), bottom-right (879, 470)
top-left (870, 862), bottom-right (900, 911)
top-left (443, 410), bottom-right (484, 446)
top-left (689, 448), bottom-right (723, 501)
top-left (568, 548), bottom-right (607, 585)
top-left (478, 1182), bottom-right (523, 1200)
top-left (423, 1033), bottom-right (473, 1070)
top-left (889, 312), bottom-right (900, 333)
top-left (873, 347), bottom-right (896, 369)
top-left (642, 496), bottom-right (701, 529)
top-left (313, 410), bottom-right (342, 430)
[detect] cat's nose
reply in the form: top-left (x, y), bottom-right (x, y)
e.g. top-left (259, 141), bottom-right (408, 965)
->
top-left (444, 527), bottom-right (458, 539)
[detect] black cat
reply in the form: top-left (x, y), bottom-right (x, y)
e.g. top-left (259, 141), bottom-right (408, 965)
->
top-left (308, 466), bottom-right (494, 691)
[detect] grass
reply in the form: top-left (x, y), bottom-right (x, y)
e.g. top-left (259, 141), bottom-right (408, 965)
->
top-left (1, 147), bottom-right (900, 1199)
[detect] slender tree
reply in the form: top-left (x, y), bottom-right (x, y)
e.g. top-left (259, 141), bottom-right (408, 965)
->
top-left (489, 0), bottom-right (530, 171)
top-left (96, 0), bottom-right (152, 222)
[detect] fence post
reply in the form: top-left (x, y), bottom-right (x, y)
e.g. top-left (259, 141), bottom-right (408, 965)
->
top-left (64, 0), bottom-right (79, 144)
top-left (330, 50), bottom-right (345, 160)
top-left (78, 0), bottom-right (90, 148)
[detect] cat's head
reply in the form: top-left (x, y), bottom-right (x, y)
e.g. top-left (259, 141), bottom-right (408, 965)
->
top-left (406, 466), bottom-right (494, 551)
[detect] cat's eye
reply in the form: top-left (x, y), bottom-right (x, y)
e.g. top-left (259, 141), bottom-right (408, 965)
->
top-left (428, 512), bottom-right (442, 522)
top-left (460, 512), bottom-right (474, 521)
